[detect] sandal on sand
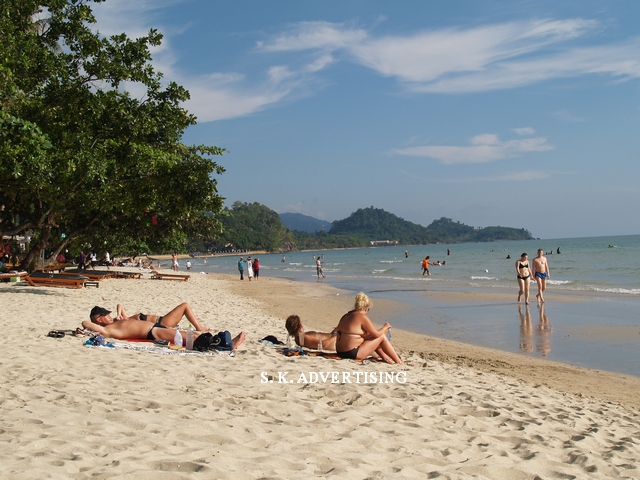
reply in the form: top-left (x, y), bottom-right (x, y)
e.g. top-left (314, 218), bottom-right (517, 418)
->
top-left (74, 328), bottom-right (87, 336)
top-left (47, 330), bottom-right (65, 338)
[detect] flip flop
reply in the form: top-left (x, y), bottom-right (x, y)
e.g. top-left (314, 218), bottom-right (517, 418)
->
top-left (47, 330), bottom-right (65, 338)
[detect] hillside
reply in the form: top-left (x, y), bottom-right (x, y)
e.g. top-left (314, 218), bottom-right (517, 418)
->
top-left (279, 213), bottom-right (333, 233)
top-left (329, 207), bottom-right (532, 244)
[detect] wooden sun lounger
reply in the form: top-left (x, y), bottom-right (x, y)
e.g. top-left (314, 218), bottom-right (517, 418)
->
top-left (150, 267), bottom-right (190, 281)
top-left (0, 271), bottom-right (29, 282)
top-left (111, 271), bottom-right (143, 279)
top-left (60, 269), bottom-right (115, 281)
top-left (26, 272), bottom-right (90, 289)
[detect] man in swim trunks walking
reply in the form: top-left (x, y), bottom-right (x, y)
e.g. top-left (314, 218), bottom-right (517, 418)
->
top-left (532, 249), bottom-right (550, 303)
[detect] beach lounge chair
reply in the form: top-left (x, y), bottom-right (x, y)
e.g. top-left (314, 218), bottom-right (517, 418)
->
top-left (150, 267), bottom-right (190, 281)
top-left (26, 271), bottom-right (90, 289)
top-left (0, 271), bottom-right (29, 282)
top-left (110, 271), bottom-right (143, 279)
top-left (60, 269), bottom-right (115, 281)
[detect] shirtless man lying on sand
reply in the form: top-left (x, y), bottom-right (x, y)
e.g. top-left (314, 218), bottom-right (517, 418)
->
top-left (82, 302), bottom-right (246, 349)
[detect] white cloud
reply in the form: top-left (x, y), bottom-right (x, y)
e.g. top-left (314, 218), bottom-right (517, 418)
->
top-left (401, 170), bottom-right (552, 182)
top-left (513, 127), bottom-right (536, 135)
top-left (260, 18), bottom-right (640, 94)
top-left (394, 133), bottom-right (554, 164)
top-left (88, 3), bottom-right (640, 122)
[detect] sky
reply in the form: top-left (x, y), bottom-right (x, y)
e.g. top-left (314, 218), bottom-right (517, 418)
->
top-left (90, 0), bottom-right (640, 239)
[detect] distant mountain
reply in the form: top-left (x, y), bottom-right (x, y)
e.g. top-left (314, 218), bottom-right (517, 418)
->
top-left (329, 207), bottom-right (533, 244)
top-left (279, 213), bottom-right (333, 233)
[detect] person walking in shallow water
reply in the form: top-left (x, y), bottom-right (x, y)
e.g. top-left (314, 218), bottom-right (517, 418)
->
top-left (421, 256), bottom-right (431, 276)
top-left (532, 249), bottom-right (550, 303)
top-left (316, 256), bottom-right (325, 278)
top-left (516, 253), bottom-right (532, 304)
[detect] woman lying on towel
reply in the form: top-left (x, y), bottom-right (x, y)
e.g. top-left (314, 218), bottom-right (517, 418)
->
top-left (333, 292), bottom-right (402, 364)
top-left (285, 315), bottom-right (337, 351)
top-left (82, 303), bottom-right (245, 348)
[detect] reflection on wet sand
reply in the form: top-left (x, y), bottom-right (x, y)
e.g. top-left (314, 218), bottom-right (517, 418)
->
top-left (519, 304), bottom-right (533, 353)
top-left (536, 304), bottom-right (552, 357)
top-left (519, 304), bottom-right (552, 356)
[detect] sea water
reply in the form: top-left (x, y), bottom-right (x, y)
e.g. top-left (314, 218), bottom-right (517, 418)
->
top-left (191, 235), bottom-right (640, 376)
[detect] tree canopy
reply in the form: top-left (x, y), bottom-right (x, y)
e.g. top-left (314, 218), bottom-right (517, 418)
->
top-left (207, 202), bottom-right (294, 253)
top-left (0, 0), bottom-right (226, 270)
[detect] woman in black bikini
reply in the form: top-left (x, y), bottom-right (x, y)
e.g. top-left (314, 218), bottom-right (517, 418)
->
top-left (333, 292), bottom-right (403, 364)
top-left (515, 253), bottom-right (532, 304)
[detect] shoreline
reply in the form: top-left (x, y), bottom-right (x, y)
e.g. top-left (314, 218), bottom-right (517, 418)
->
top-left (223, 272), bottom-right (640, 409)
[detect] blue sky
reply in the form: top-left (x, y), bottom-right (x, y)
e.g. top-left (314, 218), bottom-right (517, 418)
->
top-left (91, 0), bottom-right (640, 239)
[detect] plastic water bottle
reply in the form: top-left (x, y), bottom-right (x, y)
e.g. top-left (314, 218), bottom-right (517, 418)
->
top-left (317, 337), bottom-right (323, 353)
top-left (173, 329), bottom-right (183, 347)
top-left (186, 324), bottom-right (194, 350)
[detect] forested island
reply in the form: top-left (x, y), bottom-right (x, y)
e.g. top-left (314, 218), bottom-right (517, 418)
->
top-left (190, 204), bottom-right (533, 253)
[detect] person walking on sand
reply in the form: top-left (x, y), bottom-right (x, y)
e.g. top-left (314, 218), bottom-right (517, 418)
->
top-left (532, 249), bottom-right (550, 303)
top-left (516, 253), bottom-right (532, 304)
top-left (246, 256), bottom-right (254, 281)
top-left (237, 257), bottom-right (245, 280)
top-left (252, 258), bottom-right (260, 280)
top-left (421, 256), bottom-right (431, 276)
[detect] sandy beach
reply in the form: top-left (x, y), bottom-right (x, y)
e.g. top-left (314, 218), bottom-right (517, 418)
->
top-left (1, 270), bottom-right (639, 478)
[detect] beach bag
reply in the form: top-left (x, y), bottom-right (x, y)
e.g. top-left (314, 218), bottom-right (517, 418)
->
top-left (193, 331), bottom-right (233, 351)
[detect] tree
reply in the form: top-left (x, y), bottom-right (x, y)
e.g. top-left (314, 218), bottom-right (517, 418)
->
top-left (0, 0), bottom-right (226, 270)
top-left (213, 202), bottom-right (294, 253)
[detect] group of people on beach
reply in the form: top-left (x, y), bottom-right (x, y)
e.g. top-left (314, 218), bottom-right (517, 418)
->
top-left (515, 249), bottom-right (550, 304)
top-left (285, 292), bottom-right (402, 364)
top-left (237, 256), bottom-right (260, 280)
top-left (82, 291), bottom-right (402, 364)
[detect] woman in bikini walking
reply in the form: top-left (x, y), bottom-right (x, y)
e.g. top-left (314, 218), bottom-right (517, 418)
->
top-left (516, 253), bottom-right (532, 304)
top-left (333, 292), bottom-right (403, 364)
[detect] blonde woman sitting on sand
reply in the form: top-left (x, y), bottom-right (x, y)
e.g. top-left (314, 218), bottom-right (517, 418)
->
top-left (285, 315), bottom-right (336, 351)
top-left (334, 292), bottom-right (403, 364)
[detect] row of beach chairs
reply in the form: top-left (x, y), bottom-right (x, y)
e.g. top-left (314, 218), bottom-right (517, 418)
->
top-left (2, 267), bottom-right (189, 289)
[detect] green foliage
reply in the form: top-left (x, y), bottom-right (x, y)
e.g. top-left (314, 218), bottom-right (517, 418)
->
top-left (212, 202), bottom-right (294, 252)
top-left (0, 0), bottom-right (226, 270)
top-left (291, 230), bottom-right (369, 250)
top-left (330, 208), bottom-right (532, 245)
top-left (330, 207), bottom-right (434, 244)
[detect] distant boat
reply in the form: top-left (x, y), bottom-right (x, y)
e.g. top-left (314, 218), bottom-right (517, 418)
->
top-left (608, 245), bottom-right (617, 248)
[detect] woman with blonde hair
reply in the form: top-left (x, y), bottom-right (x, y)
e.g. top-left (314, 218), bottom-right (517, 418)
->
top-left (333, 292), bottom-right (403, 364)
top-left (285, 315), bottom-right (336, 350)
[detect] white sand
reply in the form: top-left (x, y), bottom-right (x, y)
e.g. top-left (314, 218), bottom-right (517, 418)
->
top-left (1, 270), bottom-right (639, 479)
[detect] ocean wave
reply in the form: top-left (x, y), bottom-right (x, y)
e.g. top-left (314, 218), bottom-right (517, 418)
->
top-left (576, 286), bottom-right (640, 295)
top-left (372, 269), bottom-right (388, 274)
top-left (380, 260), bottom-right (403, 264)
top-left (548, 280), bottom-right (571, 285)
top-left (470, 276), bottom-right (497, 281)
